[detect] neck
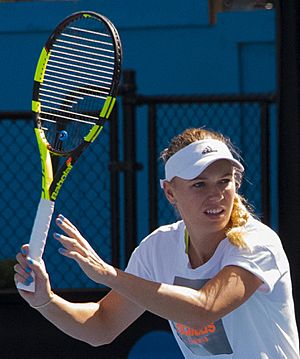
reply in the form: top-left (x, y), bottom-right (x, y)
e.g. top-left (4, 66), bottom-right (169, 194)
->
top-left (184, 227), bottom-right (226, 268)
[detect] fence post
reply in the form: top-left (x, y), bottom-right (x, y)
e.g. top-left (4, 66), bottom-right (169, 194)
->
top-left (109, 107), bottom-right (120, 267)
top-left (260, 101), bottom-right (270, 225)
top-left (277, 0), bottom-right (300, 325)
top-left (148, 104), bottom-right (158, 232)
top-left (122, 70), bottom-right (139, 263)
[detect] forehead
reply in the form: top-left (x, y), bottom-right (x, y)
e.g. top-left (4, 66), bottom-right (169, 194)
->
top-left (193, 160), bottom-right (234, 179)
top-left (171, 160), bottom-right (235, 187)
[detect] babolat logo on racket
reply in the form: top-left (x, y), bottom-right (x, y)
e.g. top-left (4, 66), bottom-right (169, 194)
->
top-left (51, 158), bottom-right (73, 201)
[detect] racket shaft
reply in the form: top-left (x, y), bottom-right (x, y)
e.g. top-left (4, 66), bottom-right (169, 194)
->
top-left (17, 198), bottom-right (54, 292)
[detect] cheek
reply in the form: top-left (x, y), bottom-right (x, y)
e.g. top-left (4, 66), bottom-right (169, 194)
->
top-left (173, 192), bottom-right (195, 213)
top-left (228, 199), bottom-right (235, 216)
top-left (225, 188), bottom-right (236, 209)
top-left (226, 180), bottom-right (236, 191)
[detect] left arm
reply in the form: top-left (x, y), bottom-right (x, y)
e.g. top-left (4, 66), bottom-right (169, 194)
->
top-left (107, 265), bottom-right (262, 329)
top-left (55, 216), bottom-right (262, 330)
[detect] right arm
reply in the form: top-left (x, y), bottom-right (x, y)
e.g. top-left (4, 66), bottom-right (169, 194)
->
top-left (14, 247), bottom-right (145, 347)
top-left (36, 290), bottom-right (145, 346)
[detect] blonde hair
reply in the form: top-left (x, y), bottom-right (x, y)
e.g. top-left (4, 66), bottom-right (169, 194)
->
top-left (225, 194), bottom-right (250, 248)
top-left (161, 128), bottom-right (250, 248)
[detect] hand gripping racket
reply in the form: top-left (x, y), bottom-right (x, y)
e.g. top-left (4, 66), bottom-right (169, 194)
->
top-left (17, 11), bottom-right (122, 292)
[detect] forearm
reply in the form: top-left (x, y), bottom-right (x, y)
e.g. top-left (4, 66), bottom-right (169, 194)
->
top-left (104, 266), bottom-right (260, 330)
top-left (107, 268), bottom-right (211, 329)
top-left (35, 294), bottom-right (109, 346)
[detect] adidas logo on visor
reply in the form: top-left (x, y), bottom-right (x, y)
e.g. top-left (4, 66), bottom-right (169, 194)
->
top-left (202, 146), bottom-right (218, 154)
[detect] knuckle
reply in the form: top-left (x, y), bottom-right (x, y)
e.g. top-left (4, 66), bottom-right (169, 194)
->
top-left (71, 241), bottom-right (78, 250)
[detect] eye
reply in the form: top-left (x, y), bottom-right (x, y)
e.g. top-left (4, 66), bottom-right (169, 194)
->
top-left (193, 181), bottom-right (205, 188)
top-left (220, 178), bottom-right (233, 186)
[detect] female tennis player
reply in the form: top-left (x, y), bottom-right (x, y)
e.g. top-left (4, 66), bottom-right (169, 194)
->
top-left (15, 128), bottom-right (299, 358)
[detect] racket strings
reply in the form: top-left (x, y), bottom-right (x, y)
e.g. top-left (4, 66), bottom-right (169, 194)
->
top-left (69, 25), bottom-right (111, 38)
top-left (61, 32), bottom-right (113, 48)
top-left (42, 82), bottom-right (106, 99)
top-left (46, 63), bottom-right (113, 82)
top-left (50, 49), bottom-right (114, 68)
top-left (49, 54), bottom-right (114, 73)
top-left (38, 17), bottom-right (118, 152)
top-left (52, 43), bottom-right (114, 60)
top-left (42, 107), bottom-right (99, 121)
top-left (56, 38), bottom-right (114, 54)
top-left (45, 67), bottom-right (112, 86)
top-left (43, 78), bottom-right (109, 97)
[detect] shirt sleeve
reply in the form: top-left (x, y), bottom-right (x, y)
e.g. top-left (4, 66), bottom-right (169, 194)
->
top-left (221, 234), bottom-right (288, 293)
top-left (125, 241), bottom-right (153, 280)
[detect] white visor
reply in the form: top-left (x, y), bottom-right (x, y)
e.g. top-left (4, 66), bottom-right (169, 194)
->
top-left (160, 139), bottom-right (244, 188)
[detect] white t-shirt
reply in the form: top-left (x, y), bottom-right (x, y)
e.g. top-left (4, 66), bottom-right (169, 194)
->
top-left (125, 217), bottom-right (299, 358)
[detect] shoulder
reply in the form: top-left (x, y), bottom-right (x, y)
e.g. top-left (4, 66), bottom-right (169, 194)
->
top-left (138, 220), bottom-right (185, 252)
top-left (243, 216), bottom-right (283, 251)
top-left (222, 216), bottom-right (289, 293)
top-left (148, 220), bottom-right (185, 237)
top-left (125, 220), bottom-right (185, 279)
top-left (225, 216), bottom-right (286, 262)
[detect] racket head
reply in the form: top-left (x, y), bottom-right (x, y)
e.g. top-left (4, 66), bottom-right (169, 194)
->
top-left (32, 11), bottom-right (122, 155)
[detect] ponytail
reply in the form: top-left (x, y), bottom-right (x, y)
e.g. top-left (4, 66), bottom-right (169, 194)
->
top-left (226, 194), bottom-right (250, 248)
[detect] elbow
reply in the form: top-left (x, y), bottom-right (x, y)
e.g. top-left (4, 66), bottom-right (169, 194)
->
top-left (87, 340), bottom-right (106, 348)
top-left (183, 310), bottom-right (220, 331)
top-left (86, 332), bottom-right (117, 347)
top-left (86, 339), bottom-right (110, 347)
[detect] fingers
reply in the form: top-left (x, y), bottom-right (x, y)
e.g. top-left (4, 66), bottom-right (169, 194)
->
top-left (15, 246), bottom-right (47, 287)
top-left (54, 227), bottom-right (100, 269)
top-left (53, 215), bottom-right (113, 285)
top-left (55, 216), bottom-right (86, 248)
top-left (55, 215), bottom-right (98, 257)
top-left (58, 214), bottom-right (76, 229)
top-left (15, 247), bottom-right (35, 287)
top-left (56, 214), bottom-right (81, 237)
top-left (54, 232), bottom-right (87, 257)
top-left (14, 262), bottom-right (34, 287)
top-left (15, 247), bottom-right (53, 308)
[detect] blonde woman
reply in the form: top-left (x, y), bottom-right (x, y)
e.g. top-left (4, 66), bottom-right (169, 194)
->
top-left (15, 128), bottom-right (299, 358)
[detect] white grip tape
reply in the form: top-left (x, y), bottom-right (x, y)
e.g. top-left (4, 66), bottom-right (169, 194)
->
top-left (17, 198), bottom-right (55, 292)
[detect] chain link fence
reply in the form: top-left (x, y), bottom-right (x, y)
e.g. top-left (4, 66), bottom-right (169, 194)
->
top-left (0, 113), bottom-right (118, 289)
top-left (155, 102), bottom-right (263, 226)
top-left (134, 93), bottom-right (277, 234)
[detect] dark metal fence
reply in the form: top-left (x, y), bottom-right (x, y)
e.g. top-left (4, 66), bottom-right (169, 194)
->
top-left (0, 110), bottom-right (120, 289)
top-left (0, 70), bottom-right (277, 290)
top-left (148, 95), bottom-right (274, 231)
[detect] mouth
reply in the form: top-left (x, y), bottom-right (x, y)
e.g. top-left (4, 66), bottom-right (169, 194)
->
top-left (204, 208), bottom-right (225, 217)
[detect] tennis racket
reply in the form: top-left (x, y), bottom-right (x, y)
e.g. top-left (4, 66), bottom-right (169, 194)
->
top-left (17, 11), bottom-right (122, 292)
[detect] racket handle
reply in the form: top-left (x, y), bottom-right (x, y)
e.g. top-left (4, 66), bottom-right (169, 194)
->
top-left (17, 198), bottom-right (55, 292)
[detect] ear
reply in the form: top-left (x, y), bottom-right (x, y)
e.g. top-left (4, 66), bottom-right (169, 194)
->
top-left (163, 181), bottom-right (177, 205)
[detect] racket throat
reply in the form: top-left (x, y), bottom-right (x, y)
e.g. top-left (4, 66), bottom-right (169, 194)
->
top-left (49, 159), bottom-right (73, 201)
top-left (48, 141), bottom-right (89, 201)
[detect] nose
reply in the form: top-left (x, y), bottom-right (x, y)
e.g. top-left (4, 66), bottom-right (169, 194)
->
top-left (207, 185), bottom-right (224, 202)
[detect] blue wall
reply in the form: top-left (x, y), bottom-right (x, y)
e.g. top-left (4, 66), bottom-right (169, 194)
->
top-left (0, 1), bottom-right (275, 110)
